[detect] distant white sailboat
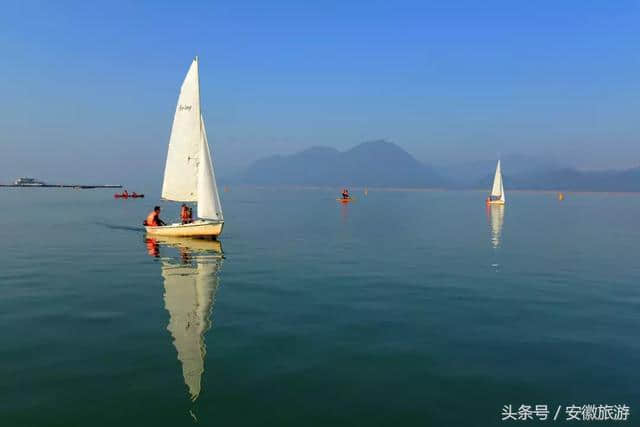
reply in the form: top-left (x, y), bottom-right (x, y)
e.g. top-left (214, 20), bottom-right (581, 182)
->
top-left (486, 160), bottom-right (506, 205)
top-left (146, 57), bottom-right (224, 238)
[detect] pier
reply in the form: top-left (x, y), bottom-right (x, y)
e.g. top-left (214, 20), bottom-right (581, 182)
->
top-left (0, 184), bottom-right (122, 189)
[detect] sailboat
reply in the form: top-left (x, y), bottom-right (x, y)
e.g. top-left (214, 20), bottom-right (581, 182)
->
top-left (486, 160), bottom-right (506, 205)
top-left (145, 57), bottom-right (224, 238)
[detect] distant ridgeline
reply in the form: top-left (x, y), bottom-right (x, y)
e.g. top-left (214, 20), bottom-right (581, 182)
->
top-left (446, 156), bottom-right (640, 192)
top-left (503, 167), bottom-right (640, 192)
top-left (236, 140), bottom-right (640, 192)
top-left (237, 140), bottom-right (445, 188)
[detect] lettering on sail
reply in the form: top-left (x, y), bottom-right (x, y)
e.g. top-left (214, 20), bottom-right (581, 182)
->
top-left (178, 105), bottom-right (192, 111)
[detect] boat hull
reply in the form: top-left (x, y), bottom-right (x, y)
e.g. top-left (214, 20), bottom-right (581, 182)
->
top-left (487, 200), bottom-right (505, 205)
top-left (145, 220), bottom-right (223, 238)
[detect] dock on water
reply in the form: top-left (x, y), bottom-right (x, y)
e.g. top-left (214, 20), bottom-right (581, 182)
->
top-left (0, 184), bottom-right (122, 189)
top-left (0, 177), bottom-right (122, 189)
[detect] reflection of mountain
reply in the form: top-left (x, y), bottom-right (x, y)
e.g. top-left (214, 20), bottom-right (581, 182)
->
top-left (148, 236), bottom-right (223, 402)
top-left (488, 205), bottom-right (504, 248)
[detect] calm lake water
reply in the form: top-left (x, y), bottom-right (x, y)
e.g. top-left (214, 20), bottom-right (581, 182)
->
top-left (1, 188), bottom-right (639, 426)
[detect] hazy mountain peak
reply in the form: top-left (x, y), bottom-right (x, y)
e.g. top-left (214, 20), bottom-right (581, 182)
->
top-left (238, 141), bottom-right (444, 188)
top-left (300, 146), bottom-right (340, 155)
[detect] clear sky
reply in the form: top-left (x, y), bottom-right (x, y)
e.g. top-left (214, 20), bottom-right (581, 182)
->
top-left (1, 0), bottom-right (639, 185)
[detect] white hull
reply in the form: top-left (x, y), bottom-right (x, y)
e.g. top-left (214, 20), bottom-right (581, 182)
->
top-left (487, 199), bottom-right (505, 205)
top-left (145, 220), bottom-right (223, 238)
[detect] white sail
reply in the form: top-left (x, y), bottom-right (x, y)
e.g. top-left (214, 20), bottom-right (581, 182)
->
top-left (162, 255), bottom-right (220, 401)
top-left (162, 58), bottom-right (201, 202)
top-left (197, 116), bottom-right (223, 220)
top-left (490, 160), bottom-right (504, 200)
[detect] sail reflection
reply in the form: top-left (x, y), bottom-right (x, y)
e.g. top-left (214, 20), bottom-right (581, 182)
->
top-left (487, 205), bottom-right (505, 248)
top-left (146, 235), bottom-right (223, 402)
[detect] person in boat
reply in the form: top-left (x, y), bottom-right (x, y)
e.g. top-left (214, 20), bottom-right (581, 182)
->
top-left (341, 188), bottom-right (350, 199)
top-left (188, 207), bottom-right (193, 222)
top-left (143, 206), bottom-right (166, 227)
top-left (180, 204), bottom-right (192, 224)
top-left (131, 191), bottom-right (137, 197)
top-left (122, 189), bottom-right (128, 197)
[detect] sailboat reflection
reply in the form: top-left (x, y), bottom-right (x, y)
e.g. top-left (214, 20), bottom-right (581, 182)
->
top-left (487, 205), bottom-right (505, 248)
top-left (145, 235), bottom-right (223, 402)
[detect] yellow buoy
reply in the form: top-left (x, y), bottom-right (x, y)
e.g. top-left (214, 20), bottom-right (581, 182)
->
top-left (557, 192), bottom-right (565, 201)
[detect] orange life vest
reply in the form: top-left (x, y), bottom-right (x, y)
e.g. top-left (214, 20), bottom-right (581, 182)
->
top-left (181, 207), bottom-right (190, 221)
top-left (146, 211), bottom-right (158, 226)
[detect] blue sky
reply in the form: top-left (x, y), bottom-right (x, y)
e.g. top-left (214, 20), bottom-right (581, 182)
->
top-left (1, 0), bottom-right (639, 185)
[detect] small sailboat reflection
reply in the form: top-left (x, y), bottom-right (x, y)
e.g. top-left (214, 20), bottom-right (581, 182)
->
top-left (487, 204), bottom-right (505, 248)
top-left (145, 235), bottom-right (223, 402)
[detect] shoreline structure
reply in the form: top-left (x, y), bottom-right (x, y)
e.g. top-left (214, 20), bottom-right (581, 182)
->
top-left (0, 184), bottom-right (122, 189)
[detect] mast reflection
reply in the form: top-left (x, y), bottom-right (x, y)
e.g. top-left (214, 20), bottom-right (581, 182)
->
top-left (146, 236), bottom-right (223, 402)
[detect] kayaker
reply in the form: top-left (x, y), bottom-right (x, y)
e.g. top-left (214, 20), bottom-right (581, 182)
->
top-left (122, 189), bottom-right (128, 197)
top-left (181, 204), bottom-right (191, 224)
top-left (144, 206), bottom-right (166, 227)
top-left (342, 188), bottom-right (350, 199)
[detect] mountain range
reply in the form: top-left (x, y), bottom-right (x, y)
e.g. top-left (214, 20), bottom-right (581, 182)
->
top-left (234, 140), bottom-right (640, 192)
top-left (237, 140), bottom-right (444, 188)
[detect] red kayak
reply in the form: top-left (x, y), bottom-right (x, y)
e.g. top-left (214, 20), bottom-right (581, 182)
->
top-left (114, 193), bottom-right (144, 199)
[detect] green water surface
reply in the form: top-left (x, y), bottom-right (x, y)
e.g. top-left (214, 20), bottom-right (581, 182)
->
top-left (1, 188), bottom-right (639, 426)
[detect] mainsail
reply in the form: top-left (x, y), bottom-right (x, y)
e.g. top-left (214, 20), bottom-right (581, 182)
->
top-left (162, 59), bottom-right (201, 201)
top-left (490, 160), bottom-right (505, 202)
top-left (161, 57), bottom-right (223, 221)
